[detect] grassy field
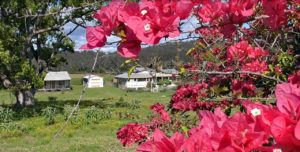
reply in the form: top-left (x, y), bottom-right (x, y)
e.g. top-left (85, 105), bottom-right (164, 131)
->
top-left (0, 74), bottom-right (174, 152)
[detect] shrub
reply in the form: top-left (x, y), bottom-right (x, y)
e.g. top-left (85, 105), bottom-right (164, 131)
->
top-left (42, 106), bottom-right (56, 125)
top-left (129, 100), bottom-right (141, 110)
top-left (0, 107), bottom-right (14, 123)
top-left (157, 80), bottom-right (172, 86)
top-left (115, 97), bottom-right (130, 108)
top-left (63, 104), bottom-right (82, 125)
top-left (84, 106), bottom-right (102, 124)
top-left (0, 122), bottom-right (30, 137)
top-left (117, 111), bottom-right (139, 120)
top-left (100, 107), bottom-right (113, 120)
top-left (115, 97), bottom-right (141, 110)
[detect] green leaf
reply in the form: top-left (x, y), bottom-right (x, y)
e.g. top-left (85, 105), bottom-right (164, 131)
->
top-left (125, 59), bottom-right (133, 64)
top-left (268, 64), bottom-right (274, 72)
top-left (179, 67), bottom-right (186, 74)
top-left (128, 66), bottom-right (136, 78)
top-left (181, 126), bottom-right (189, 134)
top-left (186, 48), bottom-right (195, 56)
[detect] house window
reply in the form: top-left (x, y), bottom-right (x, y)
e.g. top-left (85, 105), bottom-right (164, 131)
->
top-left (59, 81), bottom-right (64, 88)
top-left (138, 78), bottom-right (146, 81)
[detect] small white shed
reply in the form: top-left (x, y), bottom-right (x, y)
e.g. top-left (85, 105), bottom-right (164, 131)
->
top-left (83, 75), bottom-right (104, 88)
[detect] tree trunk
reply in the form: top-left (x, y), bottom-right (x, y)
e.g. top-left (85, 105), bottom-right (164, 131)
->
top-left (15, 89), bottom-right (36, 106)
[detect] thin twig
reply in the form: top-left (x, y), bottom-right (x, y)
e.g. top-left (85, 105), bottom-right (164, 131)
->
top-left (48, 49), bottom-right (101, 148)
top-left (270, 34), bottom-right (280, 49)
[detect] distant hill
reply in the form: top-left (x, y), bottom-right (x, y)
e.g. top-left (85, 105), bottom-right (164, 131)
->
top-left (57, 41), bottom-right (195, 73)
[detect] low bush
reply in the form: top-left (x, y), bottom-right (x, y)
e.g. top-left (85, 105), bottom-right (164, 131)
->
top-left (0, 122), bottom-right (30, 138)
top-left (129, 100), bottom-right (141, 110)
top-left (84, 106), bottom-right (102, 124)
top-left (63, 104), bottom-right (82, 125)
top-left (0, 107), bottom-right (14, 123)
top-left (115, 97), bottom-right (129, 108)
top-left (42, 106), bottom-right (56, 125)
top-left (157, 79), bottom-right (172, 86)
top-left (115, 97), bottom-right (141, 110)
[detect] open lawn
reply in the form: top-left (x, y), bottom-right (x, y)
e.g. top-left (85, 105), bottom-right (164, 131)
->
top-left (0, 74), bottom-right (175, 152)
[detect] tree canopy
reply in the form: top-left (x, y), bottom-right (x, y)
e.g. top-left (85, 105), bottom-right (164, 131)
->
top-left (0, 0), bottom-right (103, 106)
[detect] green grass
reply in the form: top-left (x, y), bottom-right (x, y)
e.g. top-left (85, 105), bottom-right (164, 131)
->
top-left (0, 74), bottom-right (174, 152)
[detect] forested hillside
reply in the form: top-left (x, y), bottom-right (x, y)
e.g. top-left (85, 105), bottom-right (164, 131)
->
top-left (58, 41), bottom-right (195, 73)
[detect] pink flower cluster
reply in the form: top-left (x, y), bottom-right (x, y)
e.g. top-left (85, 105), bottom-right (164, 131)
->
top-left (132, 82), bottom-right (300, 152)
top-left (150, 103), bottom-right (171, 123)
top-left (116, 123), bottom-right (149, 146)
top-left (289, 70), bottom-right (300, 87)
top-left (197, 0), bottom-right (291, 36)
top-left (170, 82), bottom-right (208, 111)
top-left (82, 0), bottom-right (297, 58)
top-left (227, 41), bottom-right (269, 74)
top-left (81, 0), bottom-right (196, 58)
top-left (117, 103), bottom-right (171, 146)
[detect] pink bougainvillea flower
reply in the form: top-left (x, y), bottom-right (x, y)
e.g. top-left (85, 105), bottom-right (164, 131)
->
top-left (119, 1), bottom-right (161, 44)
top-left (93, 0), bottom-right (124, 35)
top-left (126, 16), bottom-right (162, 45)
top-left (117, 123), bottom-right (148, 146)
top-left (150, 103), bottom-right (171, 122)
top-left (119, 0), bottom-right (182, 44)
top-left (137, 129), bottom-right (185, 152)
top-left (196, 108), bottom-right (227, 136)
top-left (248, 47), bottom-right (269, 59)
top-left (218, 112), bottom-right (268, 151)
top-left (189, 110), bottom-right (268, 151)
top-left (117, 40), bottom-right (141, 58)
top-left (232, 79), bottom-right (256, 96)
top-left (220, 24), bottom-right (237, 38)
top-left (80, 26), bottom-right (107, 50)
top-left (171, 82), bottom-right (208, 111)
top-left (242, 100), bottom-right (271, 117)
top-left (150, 103), bottom-right (165, 112)
top-left (228, 0), bottom-right (256, 23)
top-left (241, 60), bottom-right (268, 73)
top-left (117, 25), bottom-right (142, 58)
top-left (269, 116), bottom-right (300, 150)
top-left (275, 83), bottom-right (300, 117)
top-left (198, 1), bottom-right (226, 23)
top-left (288, 70), bottom-right (300, 87)
top-left (175, 0), bottom-right (194, 19)
top-left (226, 41), bottom-right (253, 63)
top-left (183, 130), bottom-right (213, 152)
top-left (155, 0), bottom-right (193, 20)
top-left (117, 2), bottom-right (140, 23)
top-left (295, 121), bottom-right (300, 140)
top-left (262, 0), bottom-right (287, 30)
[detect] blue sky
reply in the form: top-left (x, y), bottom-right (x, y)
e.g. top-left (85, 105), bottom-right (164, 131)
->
top-left (64, 16), bottom-right (199, 52)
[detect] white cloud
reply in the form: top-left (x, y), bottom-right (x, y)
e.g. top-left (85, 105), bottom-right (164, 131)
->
top-left (101, 46), bottom-right (117, 53)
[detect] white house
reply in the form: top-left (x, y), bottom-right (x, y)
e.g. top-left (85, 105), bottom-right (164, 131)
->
top-left (115, 71), bottom-right (153, 90)
top-left (83, 75), bottom-right (103, 88)
top-left (155, 68), bottom-right (180, 83)
top-left (43, 71), bottom-right (72, 91)
top-left (114, 68), bottom-right (180, 90)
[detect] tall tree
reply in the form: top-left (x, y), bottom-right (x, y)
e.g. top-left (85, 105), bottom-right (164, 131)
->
top-left (0, 0), bottom-right (103, 106)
